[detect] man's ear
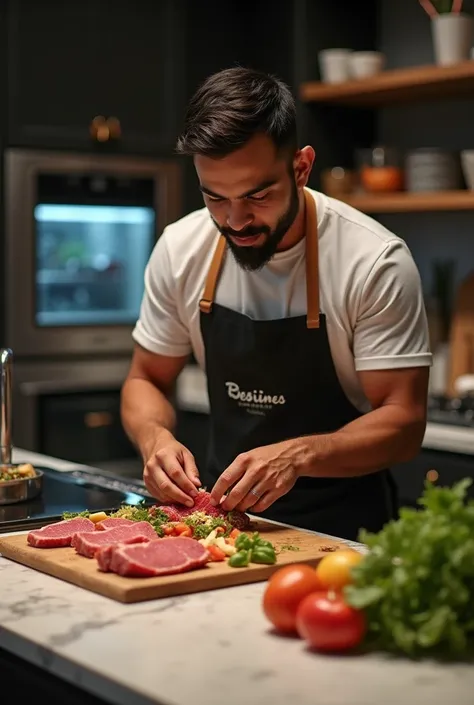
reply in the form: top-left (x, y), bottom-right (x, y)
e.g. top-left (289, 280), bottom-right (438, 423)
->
top-left (294, 146), bottom-right (315, 190)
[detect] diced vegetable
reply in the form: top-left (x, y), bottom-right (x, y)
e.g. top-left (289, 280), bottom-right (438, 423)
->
top-left (88, 511), bottom-right (108, 524)
top-left (229, 549), bottom-right (251, 567)
top-left (207, 544), bottom-right (226, 562)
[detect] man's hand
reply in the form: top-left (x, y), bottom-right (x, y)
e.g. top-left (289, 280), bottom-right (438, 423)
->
top-left (210, 439), bottom-right (305, 513)
top-left (143, 430), bottom-right (201, 507)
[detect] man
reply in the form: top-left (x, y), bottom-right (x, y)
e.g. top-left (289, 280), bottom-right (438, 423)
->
top-left (121, 67), bottom-right (432, 541)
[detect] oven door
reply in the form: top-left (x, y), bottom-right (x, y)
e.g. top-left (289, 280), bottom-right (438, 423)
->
top-left (5, 148), bottom-right (181, 357)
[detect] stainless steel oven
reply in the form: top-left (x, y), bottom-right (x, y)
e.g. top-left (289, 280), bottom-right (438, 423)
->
top-left (4, 148), bottom-right (181, 358)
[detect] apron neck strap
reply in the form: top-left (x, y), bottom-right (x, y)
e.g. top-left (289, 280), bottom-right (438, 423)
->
top-left (304, 189), bottom-right (320, 329)
top-left (199, 188), bottom-right (320, 329)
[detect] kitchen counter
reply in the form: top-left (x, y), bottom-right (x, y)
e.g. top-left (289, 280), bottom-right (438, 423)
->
top-left (1, 448), bottom-right (474, 705)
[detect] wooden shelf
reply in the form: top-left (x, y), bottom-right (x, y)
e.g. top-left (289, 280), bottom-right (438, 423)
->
top-left (336, 191), bottom-right (474, 213)
top-left (300, 60), bottom-right (474, 106)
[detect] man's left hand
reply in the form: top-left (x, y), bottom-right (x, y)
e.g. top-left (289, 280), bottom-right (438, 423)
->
top-left (210, 439), bottom-right (305, 513)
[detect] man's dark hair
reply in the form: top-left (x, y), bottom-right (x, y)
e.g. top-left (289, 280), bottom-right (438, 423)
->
top-left (176, 67), bottom-right (297, 158)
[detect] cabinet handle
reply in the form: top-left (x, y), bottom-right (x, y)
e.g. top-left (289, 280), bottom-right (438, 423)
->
top-left (90, 115), bottom-right (121, 142)
top-left (426, 469), bottom-right (439, 483)
top-left (84, 411), bottom-right (114, 428)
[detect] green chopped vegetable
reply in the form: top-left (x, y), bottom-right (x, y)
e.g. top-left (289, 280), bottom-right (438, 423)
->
top-left (251, 546), bottom-right (277, 565)
top-left (228, 549), bottom-right (251, 567)
top-left (183, 512), bottom-right (231, 539)
top-left (279, 544), bottom-right (300, 552)
top-left (109, 504), bottom-right (169, 536)
top-left (235, 532), bottom-right (253, 551)
top-left (344, 478), bottom-right (474, 658)
top-left (229, 531), bottom-right (277, 567)
top-left (62, 510), bottom-right (90, 519)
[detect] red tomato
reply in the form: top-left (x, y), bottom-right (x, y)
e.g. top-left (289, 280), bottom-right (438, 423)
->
top-left (262, 564), bottom-right (323, 633)
top-left (295, 592), bottom-right (366, 653)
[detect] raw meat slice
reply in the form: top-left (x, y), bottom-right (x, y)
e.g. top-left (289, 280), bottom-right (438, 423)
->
top-left (158, 490), bottom-right (250, 529)
top-left (102, 536), bottom-right (209, 577)
top-left (27, 517), bottom-right (95, 548)
top-left (95, 544), bottom-right (118, 572)
top-left (95, 517), bottom-right (135, 531)
top-left (158, 505), bottom-right (183, 522)
top-left (73, 521), bottom-right (158, 558)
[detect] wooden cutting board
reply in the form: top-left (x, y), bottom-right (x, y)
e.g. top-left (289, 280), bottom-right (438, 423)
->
top-left (0, 521), bottom-right (349, 604)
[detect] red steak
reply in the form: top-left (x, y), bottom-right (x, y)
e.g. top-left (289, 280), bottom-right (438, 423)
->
top-left (95, 517), bottom-right (135, 531)
top-left (158, 490), bottom-right (250, 529)
top-left (73, 521), bottom-right (158, 558)
top-left (98, 536), bottom-right (209, 577)
top-left (27, 517), bottom-right (96, 548)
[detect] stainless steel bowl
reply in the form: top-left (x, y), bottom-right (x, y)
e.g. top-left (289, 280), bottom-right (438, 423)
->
top-left (0, 469), bottom-right (44, 505)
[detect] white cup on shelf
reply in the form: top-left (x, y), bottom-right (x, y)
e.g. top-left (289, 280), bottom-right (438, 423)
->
top-left (318, 49), bottom-right (352, 84)
top-left (461, 150), bottom-right (474, 189)
top-left (349, 51), bottom-right (385, 79)
top-left (431, 13), bottom-right (473, 66)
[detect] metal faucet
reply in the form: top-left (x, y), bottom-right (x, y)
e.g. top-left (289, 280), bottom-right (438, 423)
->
top-left (0, 348), bottom-right (13, 466)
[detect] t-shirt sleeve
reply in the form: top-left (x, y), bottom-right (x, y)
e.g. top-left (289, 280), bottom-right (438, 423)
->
top-left (131, 231), bottom-right (192, 357)
top-left (353, 239), bottom-right (432, 371)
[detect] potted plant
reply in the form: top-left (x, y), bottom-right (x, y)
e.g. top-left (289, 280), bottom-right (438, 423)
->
top-left (419, 0), bottom-right (473, 65)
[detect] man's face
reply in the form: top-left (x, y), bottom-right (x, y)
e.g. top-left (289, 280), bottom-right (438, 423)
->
top-left (194, 134), bottom-right (301, 271)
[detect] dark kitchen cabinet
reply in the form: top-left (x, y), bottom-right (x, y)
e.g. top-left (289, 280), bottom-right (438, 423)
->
top-left (6, 0), bottom-right (186, 154)
top-left (38, 389), bottom-right (140, 466)
top-left (392, 449), bottom-right (474, 509)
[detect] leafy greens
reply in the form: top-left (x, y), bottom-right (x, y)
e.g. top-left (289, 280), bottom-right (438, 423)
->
top-left (345, 478), bottom-right (474, 658)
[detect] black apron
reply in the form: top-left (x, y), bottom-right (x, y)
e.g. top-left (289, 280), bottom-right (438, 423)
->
top-left (199, 189), bottom-right (398, 541)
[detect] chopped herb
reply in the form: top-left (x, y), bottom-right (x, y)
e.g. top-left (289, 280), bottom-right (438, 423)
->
top-left (62, 510), bottom-right (90, 519)
top-left (109, 504), bottom-right (169, 536)
top-left (279, 544), bottom-right (300, 552)
top-left (183, 512), bottom-right (231, 539)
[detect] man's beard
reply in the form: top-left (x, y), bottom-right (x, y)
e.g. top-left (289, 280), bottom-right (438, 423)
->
top-left (213, 179), bottom-right (300, 271)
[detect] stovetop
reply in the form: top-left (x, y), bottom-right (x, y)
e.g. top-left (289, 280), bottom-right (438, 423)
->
top-left (427, 395), bottom-right (474, 429)
top-left (0, 466), bottom-right (153, 533)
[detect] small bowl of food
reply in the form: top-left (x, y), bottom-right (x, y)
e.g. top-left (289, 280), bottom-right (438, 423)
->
top-left (0, 463), bottom-right (44, 505)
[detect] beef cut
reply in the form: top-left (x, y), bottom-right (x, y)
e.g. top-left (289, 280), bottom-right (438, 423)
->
top-left (97, 536), bottom-right (209, 577)
top-left (73, 521), bottom-right (158, 558)
top-left (27, 517), bottom-right (95, 548)
top-left (95, 517), bottom-right (135, 531)
top-left (158, 490), bottom-right (250, 529)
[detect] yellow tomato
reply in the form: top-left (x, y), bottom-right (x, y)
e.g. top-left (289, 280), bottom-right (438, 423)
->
top-left (315, 549), bottom-right (364, 591)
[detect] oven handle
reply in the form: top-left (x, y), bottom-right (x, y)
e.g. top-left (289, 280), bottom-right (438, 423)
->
top-left (20, 380), bottom-right (122, 395)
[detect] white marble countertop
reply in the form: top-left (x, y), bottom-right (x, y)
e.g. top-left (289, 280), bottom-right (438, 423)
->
top-left (1, 448), bottom-right (473, 705)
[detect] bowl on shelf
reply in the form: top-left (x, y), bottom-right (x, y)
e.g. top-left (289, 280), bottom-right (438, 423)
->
top-left (461, 150), bottom-right (474, 190)
top-left (321, 167), bottom-right (356, 198)
top-left (357, 146), bottom-right (404, 193)
top-left (348, 51), bottom-right (385, 80)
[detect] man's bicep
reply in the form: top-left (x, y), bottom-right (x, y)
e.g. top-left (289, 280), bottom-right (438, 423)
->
top-left (358, 367), bottom-right (429, 418)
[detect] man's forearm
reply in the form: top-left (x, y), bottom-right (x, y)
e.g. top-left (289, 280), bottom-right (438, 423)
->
top-left (121, 377), bottom-right (176, 462)
top-left (296, 406), bottom-right (426, 479)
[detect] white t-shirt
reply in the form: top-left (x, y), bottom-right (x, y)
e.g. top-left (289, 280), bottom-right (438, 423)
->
top-left (132, 188), bottom-right (432, 414)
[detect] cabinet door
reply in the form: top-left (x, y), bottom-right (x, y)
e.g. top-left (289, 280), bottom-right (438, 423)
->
top-left (392, 449), bottom-right (474, 508)
top-left (7, 0), bottom-right (185, 154)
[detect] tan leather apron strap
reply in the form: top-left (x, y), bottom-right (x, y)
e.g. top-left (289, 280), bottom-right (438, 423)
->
top-left (304, 189), bottom-right (320, 329)
top-left (200, 189), bottom-right (320, 328)
top-left (199, 235), bottom-right (227, 314)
